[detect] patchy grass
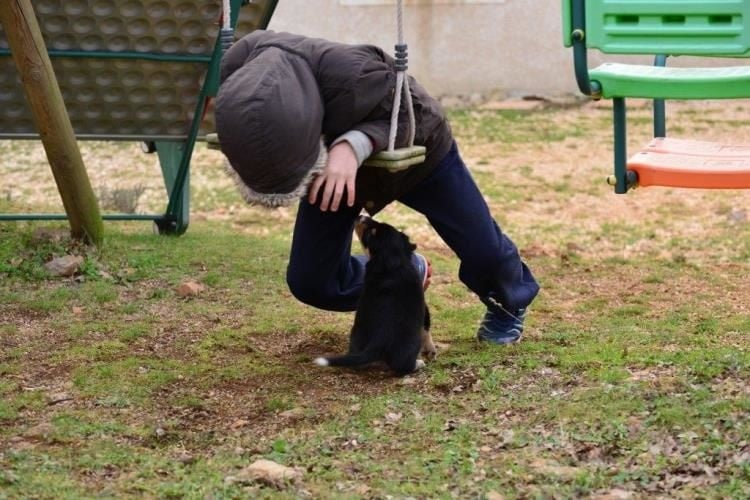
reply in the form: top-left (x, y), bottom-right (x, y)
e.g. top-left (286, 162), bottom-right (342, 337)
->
top-left (1, 99), bottom-right (750, 498)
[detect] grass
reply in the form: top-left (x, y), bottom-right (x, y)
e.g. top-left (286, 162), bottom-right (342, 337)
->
top-left (2, 99), bottom-right (750, 498)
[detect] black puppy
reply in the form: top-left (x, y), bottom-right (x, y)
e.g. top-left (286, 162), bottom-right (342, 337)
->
top-left (314, 216), bottom-right (435, 376)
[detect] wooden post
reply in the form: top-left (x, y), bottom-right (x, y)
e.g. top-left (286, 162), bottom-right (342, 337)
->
top-left (0, 0), bottom-right (103, 246)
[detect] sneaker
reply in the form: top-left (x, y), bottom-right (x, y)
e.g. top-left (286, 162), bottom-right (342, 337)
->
top-left (477, 307), bottom-right (526, 345)
top-left (411, 252), bottom-right (432, 291)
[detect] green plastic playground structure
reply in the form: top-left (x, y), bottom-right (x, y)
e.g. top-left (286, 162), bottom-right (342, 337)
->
top-left (563, 0), bottom-right (750, 193)
top-left (0, 0), bottom-right (278, 234)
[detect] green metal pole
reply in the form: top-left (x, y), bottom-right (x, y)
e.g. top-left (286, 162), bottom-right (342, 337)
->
top-left (653, 55), bottom-right (667, 138)
top-left (613, 97), bottom-right (636, 194)
top-left (259, 0), bottom-right (280, 29)
top-left (0, 48), bottom-right (211, 62)
top-left (159, 0), bottom-right (281, 234)
top-left (570, 0), bottom-right (600, 97)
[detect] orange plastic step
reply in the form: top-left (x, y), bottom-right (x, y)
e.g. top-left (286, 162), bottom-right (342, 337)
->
top-left (643, 137), bottom-right (750, 157)
top-left (628, 138), bottom-right (750, 189)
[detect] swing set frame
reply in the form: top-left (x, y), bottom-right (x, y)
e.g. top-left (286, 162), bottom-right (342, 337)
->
top-left (0, 0), bottom-right (278, 235)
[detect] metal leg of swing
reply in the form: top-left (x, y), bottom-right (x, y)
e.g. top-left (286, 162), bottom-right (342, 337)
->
top-left (653, 55), bottom-right (667, 138)
top-left (154, 141), bottom-right (190, 235)
top-left (612, 97), bottom-right (637, 193)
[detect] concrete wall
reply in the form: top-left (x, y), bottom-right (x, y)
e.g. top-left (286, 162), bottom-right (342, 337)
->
top-left (266, 0), bottom-right (581, 98)
top-left (266, 0), bottom-right (749, 99)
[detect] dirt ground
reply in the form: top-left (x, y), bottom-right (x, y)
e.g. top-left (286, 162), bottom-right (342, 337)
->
top-left (2, 98), bottom-right (750, 496)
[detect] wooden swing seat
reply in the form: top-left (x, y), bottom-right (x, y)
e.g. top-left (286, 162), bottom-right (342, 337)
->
top-left (628, 138), bottom-right (750, 189)
top-left (362, 145), bottom-right (427, 172)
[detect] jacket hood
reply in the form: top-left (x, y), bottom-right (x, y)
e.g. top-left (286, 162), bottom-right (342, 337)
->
top-left (215, 47), bottom-right (325, 207)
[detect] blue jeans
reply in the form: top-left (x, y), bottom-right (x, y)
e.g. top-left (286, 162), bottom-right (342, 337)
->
top-left (286, 142), bottom-right (539, 312)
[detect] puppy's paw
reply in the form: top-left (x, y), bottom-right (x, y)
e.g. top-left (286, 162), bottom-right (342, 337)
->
top-left (421, 345), bottom-right (437, 362)
top-left (313, 357), bottom-right (329, 367)
top-left (421, 331), bottom-right (437, 362)
top-left (414, 359), bottom-right (426, 371)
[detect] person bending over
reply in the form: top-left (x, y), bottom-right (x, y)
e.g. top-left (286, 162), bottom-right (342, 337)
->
top-left (215, 30), bottom-right (539, 344)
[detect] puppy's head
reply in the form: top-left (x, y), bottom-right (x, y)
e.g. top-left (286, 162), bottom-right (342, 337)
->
top-left (355, 215), bottom-right (416, 263)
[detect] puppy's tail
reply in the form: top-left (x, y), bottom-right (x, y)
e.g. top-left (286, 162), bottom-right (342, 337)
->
top-left (314, 349), bottom-right (379, 368)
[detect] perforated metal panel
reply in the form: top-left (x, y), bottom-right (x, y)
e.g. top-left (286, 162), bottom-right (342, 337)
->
top-left (0, 0), bottom-right (276, 140)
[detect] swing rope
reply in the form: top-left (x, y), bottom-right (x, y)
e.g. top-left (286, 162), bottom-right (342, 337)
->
top-left (220, 0), bottom-right (233, 54)
top-left (387, 0), bottom-right (417, 152)
top-left (363, 0), bottom-right (426, 170)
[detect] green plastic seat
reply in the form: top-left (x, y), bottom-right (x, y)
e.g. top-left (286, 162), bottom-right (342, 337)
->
top-left (562, 0), bottom-right (750, 194)
top-left (589, 63), bottom-right (750, 100)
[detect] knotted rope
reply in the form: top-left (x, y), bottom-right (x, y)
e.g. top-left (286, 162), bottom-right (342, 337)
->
top-left (387, 0), bottom-right (417, 152)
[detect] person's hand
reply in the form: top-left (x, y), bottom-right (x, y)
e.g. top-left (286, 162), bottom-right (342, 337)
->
top-left (308, 141), bottom-right (358, 212)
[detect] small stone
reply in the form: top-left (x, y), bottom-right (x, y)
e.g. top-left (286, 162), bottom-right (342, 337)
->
top-left (44, 255), bottom-right (83, 277)
top-left (385, 412), bottom-right (402, 424)
top-left (229, 459), bottom-right (303, 488)
top-left (530, 459), bottom-right (581, 478)
top-left (71, 306), bottom-right (84, 315)
top-left (176, 280), bottom-right (204, 297)
top-left (591, 489), bottom-right (635, 500)
top-left (279, 408), bottom-right (305, 420)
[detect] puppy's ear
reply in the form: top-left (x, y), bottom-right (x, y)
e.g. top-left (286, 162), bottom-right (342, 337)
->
top-left (400, 232), bottom-right (417, 253)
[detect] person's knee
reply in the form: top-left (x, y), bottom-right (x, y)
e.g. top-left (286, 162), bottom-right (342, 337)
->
top-left (287, 266), bottom-right (336, 309)
top-left (286, 268), bottom-right (316, 306)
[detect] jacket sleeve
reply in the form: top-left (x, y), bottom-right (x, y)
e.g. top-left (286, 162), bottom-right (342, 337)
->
top-left (352, 121), bottom-right (389, 153)
top-left (350, 52), bottom-right (405, 153)
top-left (353, 113), bottom-right (411, 155)
top-left (331, 130), bottom-right (374, 166)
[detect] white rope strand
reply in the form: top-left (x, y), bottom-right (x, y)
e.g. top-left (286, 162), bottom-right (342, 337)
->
top-left (223, 0), bottom-right (231, 30)
top-left (388, 72), bottom-right (405, 152)
top-left (396, 0), bottom-right (404, 45)
top-left (403, 75), bottom-right (416, 146)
